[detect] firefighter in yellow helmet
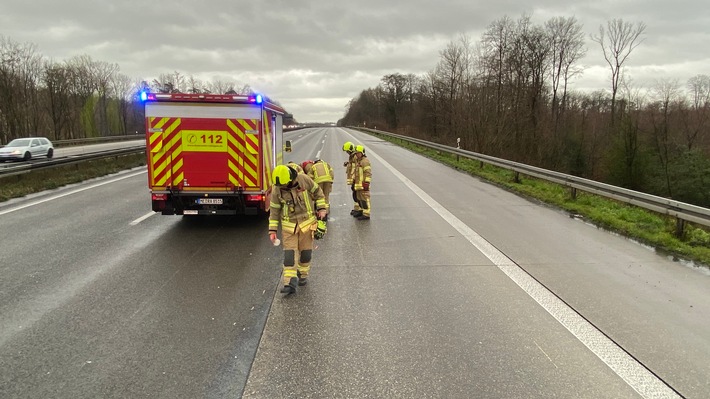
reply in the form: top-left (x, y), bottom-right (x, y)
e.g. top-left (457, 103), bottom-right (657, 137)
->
top-left (352, 145), bottom-right (371, 220)
top-left (302, 159), bottom-right (334, 219)
top-left (342, 141), bottom-right (362, 216)
top-left (269, 164), bottom-right (327, 294)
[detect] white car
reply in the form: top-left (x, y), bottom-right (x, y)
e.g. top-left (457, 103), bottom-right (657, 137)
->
top-left (0, 137), bottom-right (54, 161)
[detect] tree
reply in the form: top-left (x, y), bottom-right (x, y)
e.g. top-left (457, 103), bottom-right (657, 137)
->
top-left (591, 19), bottom-right (646, 127)
top-left (545, 16), bottom-right (586, 127)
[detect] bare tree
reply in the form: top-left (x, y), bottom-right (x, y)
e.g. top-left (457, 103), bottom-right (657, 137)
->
top-left (545, 16), bottom-right (586, 125)
top-left (650, 78), bottom-right (681, 196)
top-left (591, 19), bottom-right (646, 126)
top-left (683, 74), bottom-right (710, 150)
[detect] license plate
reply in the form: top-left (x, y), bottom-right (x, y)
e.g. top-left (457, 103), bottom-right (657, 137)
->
top-left (198, 198), bottom-right (223, 205)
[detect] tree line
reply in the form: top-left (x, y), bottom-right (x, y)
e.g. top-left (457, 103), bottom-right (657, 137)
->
top-left (0, 35), bottom-right (265, 145)
top-left (340, 16), bottom-right (710, 208)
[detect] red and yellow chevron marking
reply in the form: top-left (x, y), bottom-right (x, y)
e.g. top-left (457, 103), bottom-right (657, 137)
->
top-left (148, 117), bottom-right (183, 187)
top-left (226, 119), bottom-right (260, 189)
top-left (148, 116), bottom-right (264, 190)
top-left (262, 111), bottom-right (274, 190)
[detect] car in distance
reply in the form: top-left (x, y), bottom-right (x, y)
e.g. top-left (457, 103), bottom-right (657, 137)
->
top-left (0, 137), bottom-right (54, 162)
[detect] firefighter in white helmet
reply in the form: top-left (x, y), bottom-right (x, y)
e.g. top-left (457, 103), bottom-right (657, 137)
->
top-left (352, 145), bottom-right (371, 220)
top-left (269, 164), bottom-right (327, 294)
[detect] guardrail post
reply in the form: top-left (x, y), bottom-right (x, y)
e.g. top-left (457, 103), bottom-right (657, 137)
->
top-left (675, 218), bottom-right (685, 237)
top-left (456, 138), bottom-right (460, 162)
top-left (571, 187), bottom-right (577, 200)
top-left (514, 171), bottom-right (521, 183)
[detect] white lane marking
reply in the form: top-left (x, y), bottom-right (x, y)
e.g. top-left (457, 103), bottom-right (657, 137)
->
top-left (0, 170), bottom-right (147, 216)
top-left (362, 142), bottom-right (681, 399)
top-left (130, 212), bottom-right (156, 226)
top-left (315, 134), bottom-right (328, 160)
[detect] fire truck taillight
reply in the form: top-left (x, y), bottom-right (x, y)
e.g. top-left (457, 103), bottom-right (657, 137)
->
top-left (152, 193), bottom-right (167, 201)
top-left (246, 194), bottom-right (264, 202)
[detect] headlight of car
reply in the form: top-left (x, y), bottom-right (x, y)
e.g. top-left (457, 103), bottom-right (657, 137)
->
top-left (11, 150), bottom-right (21, 155)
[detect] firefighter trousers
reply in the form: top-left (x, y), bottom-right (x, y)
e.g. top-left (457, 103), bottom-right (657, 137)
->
top-left (355, 189), bottom-right (371, 217)
top-left (319, 181), bottom-right (333, 214)
top-left (281, 224), bottom-right (315, 286)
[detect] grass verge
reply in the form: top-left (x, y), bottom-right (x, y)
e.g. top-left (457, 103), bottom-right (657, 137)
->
top-left (370, 132), bottom-right (710, 269)
top-left (0, 154), bottom-right (146, 202)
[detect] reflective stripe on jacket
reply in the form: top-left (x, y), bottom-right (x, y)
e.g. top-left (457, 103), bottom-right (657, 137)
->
top-left (309, 160), bottom-right (334, 184)
top-left (353, 156), bottom-right (371, 191)
top-left (269, 174), bottom-right (326, 233)
top-left (346, 152), bottom-right (357, 185)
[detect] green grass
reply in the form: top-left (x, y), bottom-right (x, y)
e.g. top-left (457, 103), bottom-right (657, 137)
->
top-left (0, 154), bottom-right (146, 202)
top-left (371, 132), bottom-right (710, 269)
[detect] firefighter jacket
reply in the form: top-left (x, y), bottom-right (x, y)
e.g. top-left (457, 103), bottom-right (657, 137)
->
top-left (346, 152), bottom-right (357, 185)
top-left (353, 155), bottom-right (371, 191)
top-left (287, 162), bottom-right (304, 174)
top-left (308, 160), bottom-right (334, 184)
top-left (269, 174), bottom-right (326, 234)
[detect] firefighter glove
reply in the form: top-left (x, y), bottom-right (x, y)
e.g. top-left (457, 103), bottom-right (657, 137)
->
top-left (314, 220), bottom-right (327, 240)
top-left (362, 182), bottom-right (370, 191)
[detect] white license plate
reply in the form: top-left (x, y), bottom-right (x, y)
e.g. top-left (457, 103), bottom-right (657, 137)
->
top-left (198, 198), bottom-right (223, 205)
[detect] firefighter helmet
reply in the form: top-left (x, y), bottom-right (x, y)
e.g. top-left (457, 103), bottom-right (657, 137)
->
top-left (301, 160), bottom-right (314, 172)
top-left (342, 142), bottom-right (354, 152)
top-left (355, 145), bottom-right (365, 155)
top-left (273, 165), bottom-right (297, 186)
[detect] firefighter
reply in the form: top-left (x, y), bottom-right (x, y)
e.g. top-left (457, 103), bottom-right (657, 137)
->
top-left (302, 159), bottom-right (334, 218)
top-left (352, 145), bottom-right (371, 220)
top-left (287, 161), bottom-right (304, 174)
top-left (269, 164), bottom-right (327, 294)
top-left (342, 141), bottom-right (361, 216)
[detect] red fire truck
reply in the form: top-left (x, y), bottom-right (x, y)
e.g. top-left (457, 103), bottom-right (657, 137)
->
top-left (142, 92), bottom-right (290, 215)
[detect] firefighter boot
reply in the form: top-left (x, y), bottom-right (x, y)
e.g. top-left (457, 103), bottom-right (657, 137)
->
top-left (351, 210), bottom-right (363, 217)
top-left (297, 271), bottom-right (308, 286)
top-left (280, 277), bottom-right (298, 295)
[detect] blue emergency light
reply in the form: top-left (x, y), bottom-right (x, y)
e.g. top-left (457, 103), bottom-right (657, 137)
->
top-left (255, 94), bottom-right (263, 104)
top-left (140, 91), bottom-right (148, 101)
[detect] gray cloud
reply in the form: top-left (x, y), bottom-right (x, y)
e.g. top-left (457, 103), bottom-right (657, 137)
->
top-left (1, 0), bottom-right (708, 122)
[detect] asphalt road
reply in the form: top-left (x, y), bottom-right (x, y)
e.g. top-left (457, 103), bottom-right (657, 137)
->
top-left (0, 128), bottom-right (707, 398)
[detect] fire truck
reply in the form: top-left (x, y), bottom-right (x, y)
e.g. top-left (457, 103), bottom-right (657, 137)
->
top-left (142, 92), bottom-right (291, 215)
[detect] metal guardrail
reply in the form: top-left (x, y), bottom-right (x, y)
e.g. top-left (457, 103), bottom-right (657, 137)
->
top-left (52, 134), bottom-right (144, 147)
top-left (0, 134), bottom-right (143, 148)
top-left (0, 147), bottom-right (145, 178)
top-left (357, 127), bottom-right (710, 230)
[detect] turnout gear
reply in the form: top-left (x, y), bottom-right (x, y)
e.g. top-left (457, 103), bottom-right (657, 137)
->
top-left (269, 171), bottom-right (327, 294)
top-left (301, 160), bottom-right (314, 173)
top-left (287, 161), bottom-right (304, 174)
top-left (344, 144), bottom-right (361, 214)
top-left (306, 159), bottom-right (334, 216)
top-left (353, 146), bottom-right (371, 219)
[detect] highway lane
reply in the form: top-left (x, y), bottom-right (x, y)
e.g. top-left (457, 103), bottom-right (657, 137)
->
top-left (0, 170), bottom-right (281, 398)
top-left (0, 127), bottom-right (707, 398)
top-left (245, 127), bottom-right (708, 398)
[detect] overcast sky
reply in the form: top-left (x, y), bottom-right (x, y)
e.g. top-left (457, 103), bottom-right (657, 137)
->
top-left (1, 0), bottom-right (708, 122)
